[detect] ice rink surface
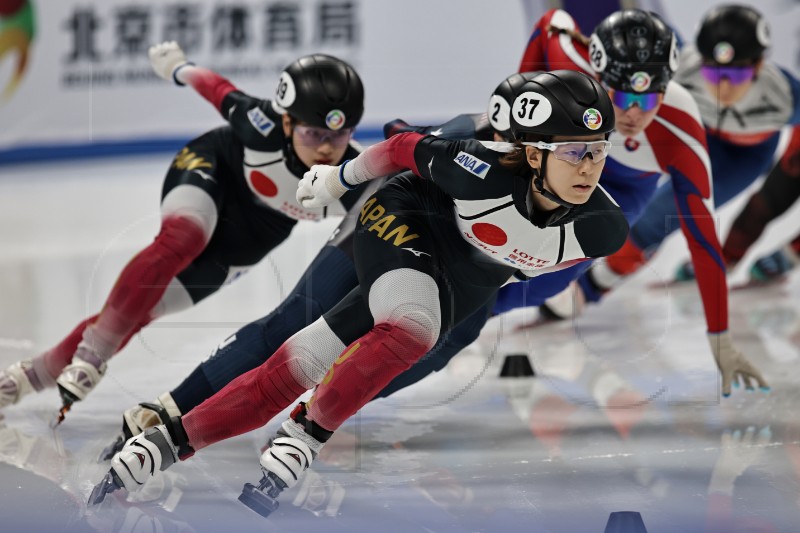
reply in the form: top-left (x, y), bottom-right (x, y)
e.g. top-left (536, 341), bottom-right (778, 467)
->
top-left (1, 154), bottom-right (799, 532)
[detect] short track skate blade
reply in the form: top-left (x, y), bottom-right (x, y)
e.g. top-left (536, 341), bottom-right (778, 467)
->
top-left (88, 470), bottom-right (123, 506)
top-left (239, 482), bottom-right (280, 518)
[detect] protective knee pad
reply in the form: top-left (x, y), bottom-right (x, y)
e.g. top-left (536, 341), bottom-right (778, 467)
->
top-left (264, 292), bottom-right (327, 353)
top-left (367, 269), bottom-right (441, 350)
top-left (282, 317), bottom-right (347, 387)
top-left (160, 184), bottom-right (218, 244)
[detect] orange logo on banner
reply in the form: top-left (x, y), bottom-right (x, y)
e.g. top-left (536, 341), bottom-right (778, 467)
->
top-left (0, 0), bottom-right (35, 102)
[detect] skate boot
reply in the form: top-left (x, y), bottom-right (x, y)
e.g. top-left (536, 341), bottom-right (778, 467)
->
top-left (539, 281), bottom-right (586, 322)
top-left (239, 406), bottom-right (329, 518)
top-left (749, 247), bottom-right (798, 284)
top-left (673, 260), bottom-right (695, 282)
top-left (0, 360), bottom-right (40, 409)
top-left (240, 436), bottom-right (314, 517)
top-left (99, 392), bottom-right (182, 462)
top-left (56, 340), bottom-right (107, 406)
top-left (89, 425), bottom-right (180, 505)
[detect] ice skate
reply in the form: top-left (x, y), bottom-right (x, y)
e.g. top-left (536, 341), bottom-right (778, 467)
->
top-left (239, 436), bottom-right (314, 518)
top-left (55, 340), bottom-right (107, 407)
top-left (89, 425), bottom-right (179, 505)
top-left (0, 360), bottom-right (38, 409)
top-left (99, 393), bottom-right (182, 462)
top-left (673, 260), bottom-right (695, 283)
top-left (749, 248), bottom-right (797, 284)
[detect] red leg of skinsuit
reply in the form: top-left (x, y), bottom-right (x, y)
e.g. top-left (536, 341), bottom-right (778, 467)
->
top-left (31, 216), bottom-right (206, 384)
top-left (180, 321), bottom-right (432, 451)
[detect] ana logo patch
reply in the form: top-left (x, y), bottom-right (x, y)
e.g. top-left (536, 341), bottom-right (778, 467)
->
top-left (629, 71), bottom-right (652, 92)
top-left (454, 151), bottom-right (491, 179)
top-left (246, 107), bottom-right (275, 137)
top-left (325, 109), bottom-right (346, 130)
top-left (583, 108), bottom-right (602, 131)
top-left (713, 42), bottom-right (734, 64)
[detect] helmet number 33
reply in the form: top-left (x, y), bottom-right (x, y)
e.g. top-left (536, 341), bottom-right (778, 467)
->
top-left (512, 92), bottom-right (553, 127)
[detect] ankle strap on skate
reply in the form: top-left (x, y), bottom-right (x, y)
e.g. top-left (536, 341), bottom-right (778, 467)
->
top-left (164, 415), bottom-right (195, 459)
top-left (291, 403), bottom-right (333, 443)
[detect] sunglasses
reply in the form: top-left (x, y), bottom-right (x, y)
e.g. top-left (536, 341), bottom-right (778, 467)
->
top-left (293, 124), bottom-right (353, 148)
top-left (609, 90), bottom-right (663, 112)
top-left (522, 140), bottom-right (612, 166)
top-left (700, 65), bottom-right (756, 86)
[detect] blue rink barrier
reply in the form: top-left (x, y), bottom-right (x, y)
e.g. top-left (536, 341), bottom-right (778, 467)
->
top-left (0, 127), bottom-right (385, 166)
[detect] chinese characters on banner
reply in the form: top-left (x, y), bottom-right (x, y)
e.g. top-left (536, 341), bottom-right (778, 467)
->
top-left (61, 1), bottom-right (360, 88)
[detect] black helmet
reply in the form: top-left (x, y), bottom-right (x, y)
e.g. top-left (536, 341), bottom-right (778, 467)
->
top-left (274, 54), bottom-right (364, 130)
top-left (488, 71), bottom-right (542, 139)
top-left (696, 5), bottom-right (769, 64)
top-left (509, 70), bottom-right (615, 140)
top-left (589, 9), bottom-right (679, 93)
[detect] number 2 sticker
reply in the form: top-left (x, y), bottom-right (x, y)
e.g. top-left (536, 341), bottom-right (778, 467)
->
top-left (511, 92), bottom-right (552, 128)
top-left (488, 94), bottom-right (511, 132)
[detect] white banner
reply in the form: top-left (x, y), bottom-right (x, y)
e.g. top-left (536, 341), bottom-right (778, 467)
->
top-left (0, 0), bottom-right (530, 157)
top-left (0, 0), bottom-right (798, 161)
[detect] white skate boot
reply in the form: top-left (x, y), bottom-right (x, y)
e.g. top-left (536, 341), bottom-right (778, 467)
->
top-left (89, 425), bottom-right (179, 505)
top-left (0, 360), bottom-right (38, 409)
top-left (239, 410), bottom-right (327, 518)
top-left (55, 341), bottom-right (107, 405)
top-left (99, 392), bottom-right (182, 462)
top-left (239, 436), bottom-right (314, 517)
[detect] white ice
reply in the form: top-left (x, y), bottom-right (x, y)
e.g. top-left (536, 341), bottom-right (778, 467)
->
top-left (0, 153), bottom-right (799, 533)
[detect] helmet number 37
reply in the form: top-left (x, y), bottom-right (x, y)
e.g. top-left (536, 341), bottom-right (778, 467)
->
top-left (512, 92), bottom-right (553, 127)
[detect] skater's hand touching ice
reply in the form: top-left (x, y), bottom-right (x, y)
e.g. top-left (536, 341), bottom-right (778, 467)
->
top-left (708, 331), bottom-right (769, 397)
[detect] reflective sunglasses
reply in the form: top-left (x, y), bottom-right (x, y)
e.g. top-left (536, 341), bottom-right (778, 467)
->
top-left (522, 140), bottom-right (612, 165)
top-left (700, 65), bottom-right (756, 86)
top-left (293, 124), bottom-right (353, 148)
top-left (609, 89), bottom-right (663, 112)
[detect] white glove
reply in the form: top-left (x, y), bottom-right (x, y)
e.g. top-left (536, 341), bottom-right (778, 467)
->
top-left (148, 41), bottom-right (192, 85)
top-left (296, 164), bottom-right (351, 208)
top-left (708, 331), bottom-right (769, 396)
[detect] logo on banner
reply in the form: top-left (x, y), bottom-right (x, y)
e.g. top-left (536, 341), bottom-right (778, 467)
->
top-left (0, 0), bottom-right (35, 102)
